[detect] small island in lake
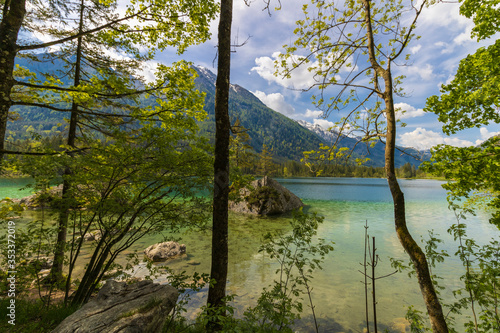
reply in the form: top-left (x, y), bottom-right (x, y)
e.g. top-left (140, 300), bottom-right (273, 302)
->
top-left (229, 176), bottom-right (304, 215)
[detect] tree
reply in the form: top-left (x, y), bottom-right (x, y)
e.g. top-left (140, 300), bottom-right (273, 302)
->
top-left (399, 162), bottom-right (416, 179)
top-left (424, 0), bottom-right (500, 227)
top-left (16, 95), bottom-right (213, 305)
top-left (207, 0), bottom-right (232, 330)
top-left (279, 0), bottom-right (448, 331)
top-left (2, 0), bottom-right (217, 283)
top-left (67, 125), bottom-right (212, 305)
top-left (257, 143), bottom-right (275, 176)
top-left (0, 0), bottom-right (217, 159)
top-left (230, 118), bottom-right (253, 170)
top-left (0, 0), bottom-right (26, 160)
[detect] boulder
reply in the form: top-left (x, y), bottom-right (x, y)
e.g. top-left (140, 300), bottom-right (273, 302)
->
top-left (83, 230), bottom-right (102, 241)
top-left (229, 176), bottom-right (304, 215)
top-left (144, 241), bottom-right (186, 262)
top-left (13, 184), bottom-right (88, 209)
top-left (53, 280), bottom-right (178, 333)
top-left (13, 184), bottom-right (63, 209)
top-left (28, 256), bottom-right (53, 270)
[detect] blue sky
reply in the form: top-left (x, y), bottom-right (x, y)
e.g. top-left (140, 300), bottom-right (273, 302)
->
top-left (154, 0), bottom-right (500, 151)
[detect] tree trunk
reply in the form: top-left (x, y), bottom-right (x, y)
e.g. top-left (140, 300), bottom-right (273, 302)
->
top-left (49, 0), bottom-right (84, 283)
top-left (360, 1), bottom-right (449, 330)
top-left (0, 0), bottom-right (26, 159)
top-left (383, 70), bottom-right (449, 333)
top-left (207, 0), bottom-right (232, 330)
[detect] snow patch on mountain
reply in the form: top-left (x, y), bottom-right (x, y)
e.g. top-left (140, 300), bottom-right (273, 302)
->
top-left (196, 66), bottom-right (216, 85)
top-left (296, 120), bottom-right (341, 143)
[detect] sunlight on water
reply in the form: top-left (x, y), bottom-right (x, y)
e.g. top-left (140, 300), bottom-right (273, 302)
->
top-left (1, 177), bottom-right (498, 332)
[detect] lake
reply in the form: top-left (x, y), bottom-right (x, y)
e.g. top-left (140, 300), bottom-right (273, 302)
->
top-left (1, 177), bottom-right (498, 332)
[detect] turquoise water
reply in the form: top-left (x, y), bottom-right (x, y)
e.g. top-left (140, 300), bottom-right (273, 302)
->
top-left (1, 177), bottom-right (498, 332)
top-left (0, 178), bottom-right (34, 199)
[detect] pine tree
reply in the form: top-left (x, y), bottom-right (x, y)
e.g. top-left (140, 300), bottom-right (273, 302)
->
top-left (257, 144), bottom-right (274, 176)
top-left (230, 118), bottom-right (253, 169)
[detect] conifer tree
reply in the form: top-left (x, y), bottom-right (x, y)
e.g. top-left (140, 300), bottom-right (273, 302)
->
top-left (2, 0), bottom-right (217, 284)
top-left (0, 0), bottom-right (217, 159)
top-left (257, 143), bottom-right (274, 176)
top-left (230, 118), bottom-right (253, 170)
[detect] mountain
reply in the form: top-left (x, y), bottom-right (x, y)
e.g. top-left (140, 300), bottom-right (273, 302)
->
top-left (7, 55), bottom-right (425, 167)
top-left (193, 66), bottom-right (424, 167)
top-left (295, 119), bottom-right (427, 167)
top-left (193, 66), bottom-right (327, 161)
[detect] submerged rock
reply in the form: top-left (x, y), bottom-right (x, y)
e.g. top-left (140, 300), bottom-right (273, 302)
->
top-left (229, 176), bottom-right (304, 215)
top-left (144, 241), bottom-right (186, 262)
top-left (53, 280), bottom-right (178, 333)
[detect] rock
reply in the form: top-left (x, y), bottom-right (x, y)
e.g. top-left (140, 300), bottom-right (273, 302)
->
top-left (390, 317), bottom-right (410, 332)
top-left (29, 256), bottom-right (53, 270)
top-left (12, 184), bottom-right (63, 209)
top-left (30, 269), bottom-right (51, 288)
top-left (13, 184), bottom-right (89, 209)
top-left (83, 230), bottom-right (102, 241)
top-left (229, 176), bottom-right (304, 215)
top-left (53, 280), bottom-right (178, 333)
top-left (144, 241), bottom-right (186, 262)
top-left (118, 263), bottom-right (172, 285)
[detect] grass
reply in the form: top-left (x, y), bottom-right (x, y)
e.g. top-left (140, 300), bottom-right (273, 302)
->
top-left (0, 298), bottom-right (79, 332)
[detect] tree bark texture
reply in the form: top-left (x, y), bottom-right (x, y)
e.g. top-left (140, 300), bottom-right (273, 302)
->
top-left (207, 0), bottom-right (232, 327)
top-left (385, 90), bottom-right (449, 333)
top-left (0, 0), bottom-right (26, 159)
top-left (360, 0), bottom-right (449, 331)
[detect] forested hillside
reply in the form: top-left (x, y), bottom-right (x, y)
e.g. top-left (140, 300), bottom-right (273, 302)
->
top-left (193, 66), bottom-right (327, 161)
top-left (7, 55), bottom-right (424, 167)
top-left (193, 66), bottom-right (425, 167)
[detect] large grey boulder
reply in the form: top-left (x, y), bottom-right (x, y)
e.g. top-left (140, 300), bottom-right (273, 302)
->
top-left (144, 241), bottom-right (186, 262)
top-left (53, 280), bottom-right (178, 333)
top-left (229, 176), bottom-right (304, 215)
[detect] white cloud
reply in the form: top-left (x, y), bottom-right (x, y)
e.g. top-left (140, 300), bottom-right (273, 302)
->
top-left (420, 2), bottom-right (476, 49)
top-left (251, 90), bottom-right (296, 116)
top-left (410, 45), bottom-right (422, 54)
top-left (453, 26), bottom-right (474, 45)
top-left (313, 119), bottom-right (335, 130)
top-left (251, 50), bottom-right (360, 89)
top-left (480, 127), bottom-right (500, 139)
top-left (421, 3), bottom-right (472, 30)
top-left (434, 41), bottom-right (454, 54)
top-left (406, 64), bottom-right (435, 81)
top-left (394, 102), bottom-right (425, 119)
top-left (136, 60), bottom-right (159, 84)
top-left (399, 128), bottom-right (473, 150)
top-left (252, 52), bottom-right (317, 89)
top-left (475, 127), bottom-right (500, 145)
top-left (444, 137), bottom-right (474, 147)
top-left (305, 109), bottom-right (323, 118)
